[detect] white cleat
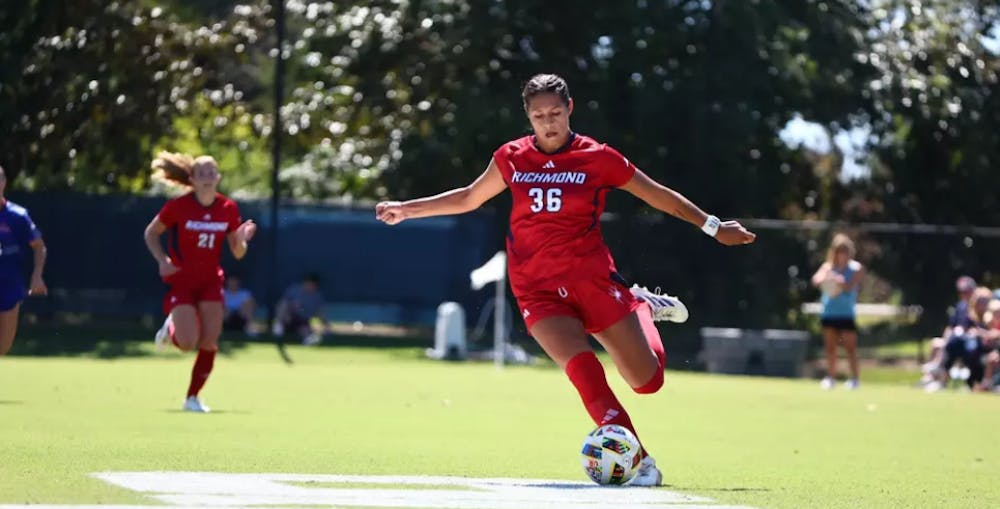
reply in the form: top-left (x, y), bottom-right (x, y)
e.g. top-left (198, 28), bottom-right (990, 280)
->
top-left (924, 380), bottom-right (944, 393)
top-left (629, 456), bottom-right (663, 487)
top-left (630, 285), bottom-right (689, 323)
top-left (183, 396), bottom-right (210, 413)
top-left (154, 315), bottom-right (173, 351)
top-left (844, 379), bottom-right (859, 390)
top-left (820, 377), bottom-right (835, 390)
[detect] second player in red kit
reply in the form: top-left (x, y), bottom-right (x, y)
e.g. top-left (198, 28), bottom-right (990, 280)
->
top-left (143, 152), bottom-right (256, 413)
top-left (156, 185), bottom-right (241, 306)
top-left (376, 74), bottom-right (755, 486)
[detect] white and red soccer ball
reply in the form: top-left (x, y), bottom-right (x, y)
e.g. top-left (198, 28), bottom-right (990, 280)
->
top-left (580, 424), bottom-right (642, 485)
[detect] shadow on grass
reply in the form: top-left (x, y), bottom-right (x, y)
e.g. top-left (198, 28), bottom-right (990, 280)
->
top-left (11, 336), bottom-right (154, 358)
top-left (8, 322), bottom-right (549, 366)
top-left (8, 323), bottom-right (253, 359)
top-left (514, 481), bottom-right (770, 493)
top-left (319, 334), bottom-right (429, 349)
top-left (163, 409), bottom-right (252, 415)
top-left (665, 485), bottom-right (771, 493)
top-left (261, 331), bottom-right (435, 365)
top-left (518, 483), bottom-right (605, 489)
top-left (7, 321), bottom-right (436, 361)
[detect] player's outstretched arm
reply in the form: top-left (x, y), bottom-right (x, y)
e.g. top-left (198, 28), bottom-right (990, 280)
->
top-left (375, 159), bottom-right (507, 225)
top-left (619, 169), bottom-right (755, 246)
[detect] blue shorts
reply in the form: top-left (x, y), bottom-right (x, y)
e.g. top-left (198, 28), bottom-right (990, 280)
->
top-left (0, 283), bottom-right (26, 312)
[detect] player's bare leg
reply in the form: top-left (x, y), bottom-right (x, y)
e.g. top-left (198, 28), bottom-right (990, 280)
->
top-left (0, 304), bottom-right (21, 356)
top-left (821, 328), bottom-right (838, 389)
top-left (530, 316), bottom-right (591, 368)
top-left (167, 305), bottom-right (200, 352)
top-left (196, 301), bottom-right (223, 352)
top-left (593, 306), bottom-right (665, 487)
top-left (183, 301), bottom-right (223, 413)
top-left (592, 312), bottom-right (659, 390)
top-left (531, 316), bottom-right (657, 486)
top-left (842, 330), bottom-right (860, 389)
top-left (531, 316), bottom-right (642, 431)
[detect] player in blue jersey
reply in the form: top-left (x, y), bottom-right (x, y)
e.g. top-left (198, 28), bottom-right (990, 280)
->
top-left (0, 164), bottom-right (48, 356)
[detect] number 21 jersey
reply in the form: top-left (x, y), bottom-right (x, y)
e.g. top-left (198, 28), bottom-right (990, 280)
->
top-left (157, 193), bottom-right (241, 278)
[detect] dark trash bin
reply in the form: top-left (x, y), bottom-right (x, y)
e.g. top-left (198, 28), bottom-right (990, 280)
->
top-left (700, 327), bottom-right (810, 377)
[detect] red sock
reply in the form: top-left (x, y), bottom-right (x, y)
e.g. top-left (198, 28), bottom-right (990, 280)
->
top-left (186, 349), bottom-right (216, 398)
top-left (565, 351), bottom-right (640, 436)
top-left (634, 302), bottom-right (666, 394)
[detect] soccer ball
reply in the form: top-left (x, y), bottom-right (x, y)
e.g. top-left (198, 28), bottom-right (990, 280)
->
top-left (580, 424), bottom-right (642, 485)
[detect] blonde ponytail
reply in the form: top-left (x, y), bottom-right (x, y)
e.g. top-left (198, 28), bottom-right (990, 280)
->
top-left (151, 151), bottom-right (195, 187)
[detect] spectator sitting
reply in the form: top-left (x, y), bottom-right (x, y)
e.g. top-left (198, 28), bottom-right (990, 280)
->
top-left (274, 273), bottom-right (325, 345)
top-left (923, 276), bottom-right (977, 378)
top-left (223, 275), bottom-right (257, 336)
top-left (981, 300), bottom-right (1000, 392)
top-left (926, 287), bottom-right (994, 392)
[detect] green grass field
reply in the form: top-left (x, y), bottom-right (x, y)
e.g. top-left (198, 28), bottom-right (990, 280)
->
top-left (1, 341), bottom-right (998, 509)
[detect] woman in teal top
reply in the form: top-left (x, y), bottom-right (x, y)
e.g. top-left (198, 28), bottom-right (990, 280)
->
top-left (811, 234), bottom-right (865, 390)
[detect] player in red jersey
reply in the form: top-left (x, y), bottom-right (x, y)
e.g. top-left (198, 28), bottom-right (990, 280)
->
top-left (376, 74), bottom-right (755, 485)
top-left (143, 152), bottom-right (256, 413)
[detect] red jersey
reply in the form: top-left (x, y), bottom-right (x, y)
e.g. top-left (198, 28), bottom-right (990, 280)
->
top-left (157, 192), bottom-right (241, 278)
top-left (492, 134), bottom-right (636, 296)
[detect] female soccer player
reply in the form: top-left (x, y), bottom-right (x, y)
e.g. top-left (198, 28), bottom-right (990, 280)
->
top-left (0, 164), bottom-right (48, 356)
top-left (811, 234), bottom-right (864, 390)
top-left (376, 74), bottom-right (755, 485)
top-left (143, 153), bottom-right (256, 412)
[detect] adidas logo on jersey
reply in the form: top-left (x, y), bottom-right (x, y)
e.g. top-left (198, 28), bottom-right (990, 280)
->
top-left (543, 160), bottom-right (556, 169)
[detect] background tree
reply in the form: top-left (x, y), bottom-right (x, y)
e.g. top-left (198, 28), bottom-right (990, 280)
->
top-left (0, 0), bottom-right (265, 191)
top-left (2, 0), bottom-right (998, 338)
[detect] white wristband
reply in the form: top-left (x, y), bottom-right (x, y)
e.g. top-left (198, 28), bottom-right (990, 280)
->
top-left (701, 215), bottom-right (720, 237)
